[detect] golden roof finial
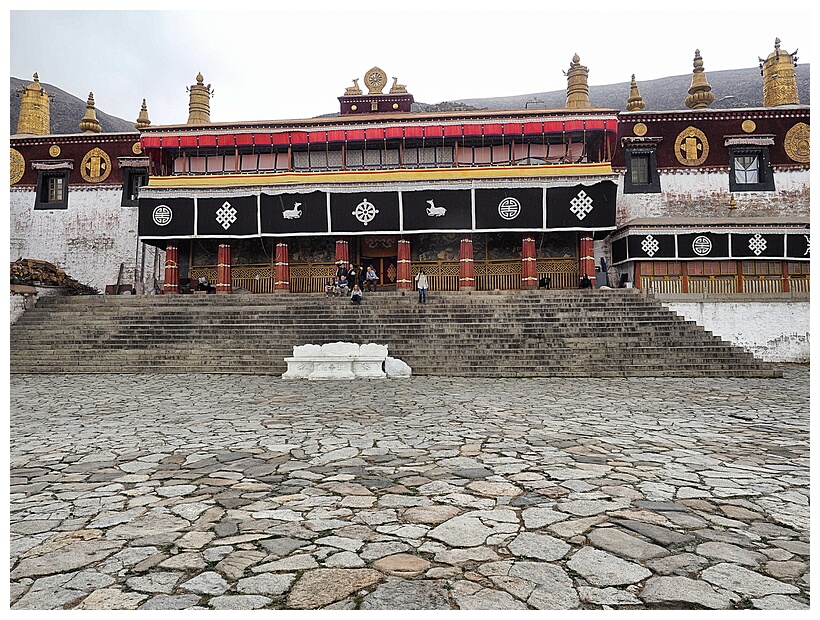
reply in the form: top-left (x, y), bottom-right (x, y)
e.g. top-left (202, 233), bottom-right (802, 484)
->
top-left (760, 37), bottom-right (799, 107)
top-left (16, 72), bottom-right (52, 135)
top-left (626, 74), bottom-right (645, 111)
top-left (565, 53), bottom-right (590, 108)
top-left (685, 49), bottom-right (715, 109)
top-left (135, 99), bottom-right (151, 130)
top-left (79, 91), bottom-right (102, 133)
top-left (187, 72), bottom-right (213, 125)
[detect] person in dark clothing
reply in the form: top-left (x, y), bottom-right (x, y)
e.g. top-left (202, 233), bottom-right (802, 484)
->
top-left (539, 276), bottom-right (551, 289)
top-left (347, 264), bottom-right (358, 290)
top-left (580, 274), bottom-right (592, 289)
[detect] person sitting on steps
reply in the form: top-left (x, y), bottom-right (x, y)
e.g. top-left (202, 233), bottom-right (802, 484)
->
top-left (338, 275), bottom-right (350, 296)
top-left (351, 284), bottom-right (363, 304)
top-left (365, 265), bottom-right (379, 292)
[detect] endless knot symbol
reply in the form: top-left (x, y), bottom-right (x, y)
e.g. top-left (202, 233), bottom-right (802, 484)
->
top-left (352, 198), bottom-right (379, 226)
top-left (641, 235), bottom-right (660, 257)
top-left (152, 205), bottom-right (172, 227)
top-left (570, 190), bottom-right (594, 220)
top-left (216, 201), bottom-right (237, 230)
top-left (748, 233), bottom-right (767, 256)
top-left (692, 235), bottom-right (712, 256)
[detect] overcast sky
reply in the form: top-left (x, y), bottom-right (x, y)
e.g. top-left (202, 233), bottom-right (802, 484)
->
top-left (8, 2), bottom-right (813, 128)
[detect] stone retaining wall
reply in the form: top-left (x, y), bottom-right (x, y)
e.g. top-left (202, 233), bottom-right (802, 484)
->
top-left (658, 296), bottom-right (810, 363)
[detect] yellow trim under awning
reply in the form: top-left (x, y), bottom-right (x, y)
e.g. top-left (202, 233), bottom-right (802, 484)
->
top-left (147, 163), bottom-right (614, 188)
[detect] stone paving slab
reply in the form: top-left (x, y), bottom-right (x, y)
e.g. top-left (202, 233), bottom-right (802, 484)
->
top-left (9, 367), bottom-right (810, 610)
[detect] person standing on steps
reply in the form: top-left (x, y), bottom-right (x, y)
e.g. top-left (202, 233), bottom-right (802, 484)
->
top-left (335, 260), bottom-right (347, 283)
top-left (347, 264), bottom-right (359, 292)
top-left (415, 269), bottom-right (428, 303)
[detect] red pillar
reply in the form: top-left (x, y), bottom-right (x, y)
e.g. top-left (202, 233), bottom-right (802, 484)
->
top-left (396, 239), bottom-right (412, 290)
top-left (163, 243), bottom-right (179, 294)
top-left (217, 244), bottom-right (232, 294)
top-left (580, 234), bottom-right (596, 286)
top-left (521, 236), bottom-right (538, 289)
top-left (275, 242), bottom-right (291, 292)
top-left (335, 239), bottom-right (349, 267)
top-left (459, 236), bottom-right (475, 291)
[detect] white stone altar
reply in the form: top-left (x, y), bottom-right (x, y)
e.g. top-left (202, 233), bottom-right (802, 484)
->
top-left (282, 342), bottom-right (393, 380)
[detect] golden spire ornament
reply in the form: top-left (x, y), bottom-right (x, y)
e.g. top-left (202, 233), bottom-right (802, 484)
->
top-left (135, 99), bottom-right (151, 130)
top-left (685, 49), bottom-right (715, 109)
top-left (79, 92), bottom-right (102, 133)
top-left (626, 75), bottom-right (645, 111)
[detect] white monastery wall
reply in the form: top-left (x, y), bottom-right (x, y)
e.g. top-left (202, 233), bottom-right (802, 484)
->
top-left (616, 169), bottom-right (810, 223)
top-left (662, 299), bottom-right (810, 363)
top-left (10, 293), bottom-right (30, 324)
top-left (9, 186), bottom-right (163, 292)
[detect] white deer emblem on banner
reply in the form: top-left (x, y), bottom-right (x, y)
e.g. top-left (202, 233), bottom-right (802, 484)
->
top-left (282, 202), bottom-right (303, 219)
top-left (426, 199), bottom-right (447, 217)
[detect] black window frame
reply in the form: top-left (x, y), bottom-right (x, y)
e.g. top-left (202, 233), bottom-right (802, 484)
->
top-left (34, 169), bottom-right (70, 210)
top-left (728, 145), bottom-right (775, 193)
top-left (623, 147), bottom-right (660, 194)
top-left (121, 167), bottom-right (148, 207)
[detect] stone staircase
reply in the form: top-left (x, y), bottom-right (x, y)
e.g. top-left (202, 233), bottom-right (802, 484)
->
top-left (9, 289), bottom-right (781, 377)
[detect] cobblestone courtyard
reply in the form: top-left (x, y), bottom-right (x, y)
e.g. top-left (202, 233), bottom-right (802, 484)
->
top-left (10, 367), bottom-right (810, 610)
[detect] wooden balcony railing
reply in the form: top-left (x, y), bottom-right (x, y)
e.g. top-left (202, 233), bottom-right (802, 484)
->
top-left (191, 258), bottom-right (581, 293)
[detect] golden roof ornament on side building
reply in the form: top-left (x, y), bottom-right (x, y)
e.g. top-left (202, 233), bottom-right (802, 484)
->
top-left (187, 72), bottom-right (213, 125)
top-left (344, 79), bottom-right (363, 96)
top-left (626, 75), bottom-right (645, 111)
top-left (685, 49), bottom-right (715, 109)
top-left (135, 99), bottom-right (151, 130)
top-left (565, 53), bottom-right (590, 108)
top-left (759, 38), bottom-right (800, 107)
top-left (79, 92), bottom-right (102, 133)
top-left (16, 72), bottom-right (52, 135)
top-left (389, 77), bottom-right (408, 94)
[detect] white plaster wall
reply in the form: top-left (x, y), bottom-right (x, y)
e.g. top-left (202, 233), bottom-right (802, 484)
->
top-left (662, 300), bottom-right (810, 363)
top-left (616, 168), bottom-right (810, 224)
top-left (10, 294), bottom-right (32, 324)
top-left (9, 186), bottom-right (163, 292)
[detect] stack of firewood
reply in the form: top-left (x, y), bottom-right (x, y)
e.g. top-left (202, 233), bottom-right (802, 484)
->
top-left (10, 258), bottom-right (99, 295)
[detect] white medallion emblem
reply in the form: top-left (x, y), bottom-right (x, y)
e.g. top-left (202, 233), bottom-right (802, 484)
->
top-left (152, 205), bottom-right (172, 227)
top-left (283, 202), bottom-right (303, 220)
top-left (426, 199), bottom-right (447, 217)
top-left (804, 235), bottom-right (810, 256)
top-left (570, 189), bottom-right (594, 221)
top-left (352, 198), bottom-right (378, 226)
top-left (498, 197), bottom-right (521, 220)
top-left (692, 235), bottom-right (712, 256)
top-left (216, 201), bottom-right (238, 230)
top-left (641, 234), bottom-right (660, 257)
top-left (748, 233), bottom-right (767, 256)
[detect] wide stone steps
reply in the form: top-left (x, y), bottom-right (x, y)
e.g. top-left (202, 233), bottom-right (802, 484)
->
top-left (10, 290), bottom-right (781, 377)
